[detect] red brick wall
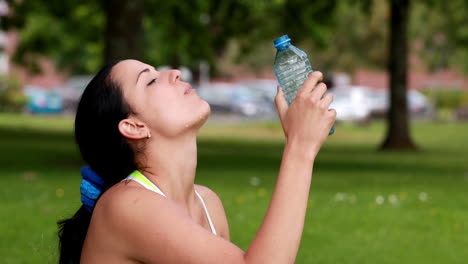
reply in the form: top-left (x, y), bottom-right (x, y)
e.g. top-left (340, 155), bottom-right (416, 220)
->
top-left (5, 31), bottom-right (66, 90)
top-left (353, 69), bottom-right (467, 91)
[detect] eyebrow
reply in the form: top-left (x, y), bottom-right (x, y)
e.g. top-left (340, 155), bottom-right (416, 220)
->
top-left (136, 68), bottom-right (150, 84)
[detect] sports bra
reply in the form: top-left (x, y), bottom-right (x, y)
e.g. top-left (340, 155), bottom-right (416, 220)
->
top-left (122, 170), bottom-right (217, 235)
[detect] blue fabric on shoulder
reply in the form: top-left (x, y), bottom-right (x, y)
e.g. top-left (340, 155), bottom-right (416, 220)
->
top-left (80, 166), bottom-right (105, 212)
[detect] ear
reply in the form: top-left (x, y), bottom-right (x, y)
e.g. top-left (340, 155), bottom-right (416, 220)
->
top-left (118, 118), bottom-right (149, 140)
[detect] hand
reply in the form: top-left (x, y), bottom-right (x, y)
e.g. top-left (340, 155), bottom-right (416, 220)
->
top-left (275, 71), bottom-right (336, 159)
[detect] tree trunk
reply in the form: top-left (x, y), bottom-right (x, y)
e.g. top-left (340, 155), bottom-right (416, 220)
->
top-left (101, 0), bottom-right (144, 64)
top-left (380, 0), bottom-right (418, 150)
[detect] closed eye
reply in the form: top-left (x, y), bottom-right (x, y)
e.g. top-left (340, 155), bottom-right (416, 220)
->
top-left (147, 78), bottom-right (157, 86)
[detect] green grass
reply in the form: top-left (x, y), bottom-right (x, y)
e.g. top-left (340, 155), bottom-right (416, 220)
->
top-left (0, 113), bottom-right (467, 263)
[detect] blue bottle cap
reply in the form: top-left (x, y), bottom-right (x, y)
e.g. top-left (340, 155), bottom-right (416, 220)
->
top-left (274, 35), bottom-right (291, 48)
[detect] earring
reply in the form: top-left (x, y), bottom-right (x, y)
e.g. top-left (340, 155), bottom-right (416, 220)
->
top-left (147, 132), bottom-right (152, 139)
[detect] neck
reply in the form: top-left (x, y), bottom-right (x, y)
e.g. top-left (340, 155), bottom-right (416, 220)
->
top-left (137, 131), bottom-right (198, 208)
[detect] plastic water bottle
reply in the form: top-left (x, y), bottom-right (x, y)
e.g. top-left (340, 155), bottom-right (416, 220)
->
top-left (273, 35), bottom-right (334, 135)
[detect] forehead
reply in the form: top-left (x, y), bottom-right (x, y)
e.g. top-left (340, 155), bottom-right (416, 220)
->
top-left (111, 59), bottom-right (150, 85)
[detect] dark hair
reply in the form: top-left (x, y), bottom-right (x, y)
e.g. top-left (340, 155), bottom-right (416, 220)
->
top-left (57, 61), bottom-right (137, 263)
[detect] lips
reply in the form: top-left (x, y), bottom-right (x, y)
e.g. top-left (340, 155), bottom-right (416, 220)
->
top-left (184, 85), bottom-right (195, 95)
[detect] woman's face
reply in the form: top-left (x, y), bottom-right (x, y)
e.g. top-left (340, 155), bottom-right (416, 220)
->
top-left (112, 60), bottom-right (210, 138)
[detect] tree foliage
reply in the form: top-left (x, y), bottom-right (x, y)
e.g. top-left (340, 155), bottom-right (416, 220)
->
top-left (3, 0), bottom-right (337, 74)
top-left (142, 0), bottom-right (278, 71)
top-left (311, 0), bottom-right (389, 73)
top-left (411, 0), bottom-right (468, 72)
top-left (3, 0), bottom-right (466, 75)
top-left (4, 0), bottom-right (104, 73)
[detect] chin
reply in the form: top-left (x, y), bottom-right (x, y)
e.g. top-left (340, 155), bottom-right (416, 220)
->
top-left (202, 100), bottom-right (211, 116)
top-left (195, 101), bottom-right (211, 128)
top-left (178, 99), bottom-right (210, 133)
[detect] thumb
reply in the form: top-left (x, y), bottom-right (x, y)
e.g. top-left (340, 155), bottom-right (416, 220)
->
top-left (275, 85), bottom-right (288, 120)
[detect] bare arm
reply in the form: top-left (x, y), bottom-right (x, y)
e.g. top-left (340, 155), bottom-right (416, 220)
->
top-left (105, 71), bottom-right (335, 263)
top-left (244, 143), bottom-right (315, 263)
top-left (245, 71), bottom-right (335, 263)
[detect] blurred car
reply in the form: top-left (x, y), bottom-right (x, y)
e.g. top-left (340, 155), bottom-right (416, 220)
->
top-left (60, 75), bottom-right (93, 113)
top-left (367, 89), bottom-right (388, 118)
top-left (367, 89), bottom-right (433, 118)
top-left (197, 82), bottom-right (276, 118)
top-left (239, 79), bottom-right (278, 104)
top-left (329, 86), bottom-right (372, 122)
top-left (24, 85), bottom-right (63, 114)
top-left (408, 90), bottom-right (434, 117)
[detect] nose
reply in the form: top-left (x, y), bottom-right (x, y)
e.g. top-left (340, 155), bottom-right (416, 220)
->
top-left (168, 69), bottom-right (181, 83)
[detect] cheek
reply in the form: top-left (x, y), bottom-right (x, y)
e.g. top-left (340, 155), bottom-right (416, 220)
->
top-left (144, 92), bottom-right (190, 135)
top-left (181, 97), bottom-right (211, 128)
top-left (140, 89), bottom-right (210, 137)
top-left (144, 87), bottom-right (179, 114)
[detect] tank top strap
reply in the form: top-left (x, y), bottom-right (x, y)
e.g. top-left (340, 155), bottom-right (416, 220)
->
top-left (195, 190), bottom-right (218, 236)
top-left (122, 170), bottom-right (166, 197)
top-left (122, 171), bottom-right (217, 235)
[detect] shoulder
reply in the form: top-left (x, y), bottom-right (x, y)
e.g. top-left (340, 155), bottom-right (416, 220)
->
top-left (97, 181), bottom-right (187, 222)
top-left (195, 184), bottom-right (222, 205)
top-left (194, 184), bottom-right (226, 216)
top-left (91, 182), bottom-right (194, 259)
top-left (94, 181), bottom-right (194, 241)
top-left (195, 184), bottom-right (230, 240)
top-left (99, 181), bottom-right (167, 211)
top-left (89, 182), bottom-right (241, 263)
top-left (82, 182), bottom-right (176, 262)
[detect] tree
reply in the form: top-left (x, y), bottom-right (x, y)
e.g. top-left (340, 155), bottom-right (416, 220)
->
top-left (274, 0), bottom-right (418, 150)
top-left (354, 0), bottom-right (467, 150)
top-left (4, 0), bottom-right (284, 74)
top-left (411, 0), bottom-right (468, 73)
top-left (380, 0), bottom-right (417, 150)
top-left (4, 0), bottom-right (143, 74)
top-left (143, 0), bottom-right (268, 72)
top-left (4, 0), bottom-right (338, 75)
top-left (306, 1), bottom-right (389, 73)
top-left (101, 0), bottom-right (144, 63)
top-left (143, 0), bottom-right (288, 75)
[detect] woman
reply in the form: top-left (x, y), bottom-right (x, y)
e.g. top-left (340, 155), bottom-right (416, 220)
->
top-left (58, 59), bottom-right (336, 263)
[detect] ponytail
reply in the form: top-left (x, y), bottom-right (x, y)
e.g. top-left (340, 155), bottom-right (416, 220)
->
top-left (57, 61), bottom-right (137, 263)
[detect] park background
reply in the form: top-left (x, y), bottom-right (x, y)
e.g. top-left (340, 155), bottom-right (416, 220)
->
top-left (0, 0), bottom-right (467, 263)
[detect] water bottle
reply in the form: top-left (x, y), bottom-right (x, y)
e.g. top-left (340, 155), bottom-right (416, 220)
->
top-left (273, 34), bottom-right (334, 135)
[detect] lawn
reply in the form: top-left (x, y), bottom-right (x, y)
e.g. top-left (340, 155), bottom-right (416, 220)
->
top-left (0, 113), bottom-right (467, 264)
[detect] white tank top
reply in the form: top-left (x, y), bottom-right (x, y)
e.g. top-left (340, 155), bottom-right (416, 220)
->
top-left (122, 170), bottom-right (217, 235)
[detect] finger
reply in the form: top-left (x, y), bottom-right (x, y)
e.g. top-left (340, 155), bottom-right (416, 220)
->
top-left (311, 82), bottom-right (327, 101)
top-left (297, 71), bottom-right (323, 97)
top-left (328, 108), bottom-right (337, 119)
top-left (275, 85), bottom-right (288, 120)
top-left (321, 92), bottom-right (334, 108)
